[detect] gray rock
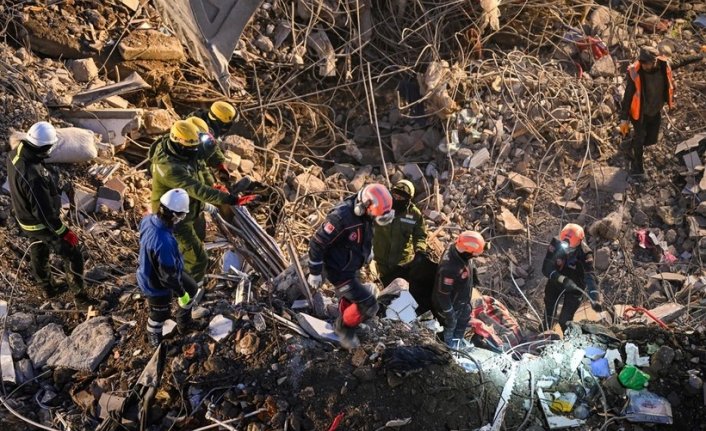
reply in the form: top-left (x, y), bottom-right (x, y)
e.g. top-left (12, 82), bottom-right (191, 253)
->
top-left (632, 209), bottom-right (649, 227)
top-left (595, 247), bottom-right (611, 271)
top-left (327, 164), bottom-right (356, 180)
top-left (7, 312), bottom-right (35, 333)
top-left (468, 148), bottom-right (490, 169)
top-left (602, 374), bottom-right (626, 396)
top-left (68, 58), bottom-right (98, 82)
top-left (696, 201), bottom-right (706, 217)
top-left (27, 324), bottom-right (67, 368)
top-left (349, 165), bottom-right (372, 191)
top-left (8, 333), bottom-right (26, 360)
top-left (590, 55), bottom-right (616, 77)
top-left (223, 135), bottom-right (256, 159)
top-left (592, 166), bottom-right (628, 193)
top-left (402, 163), bottom-right (424, 181)
top-left (253, 35), bottom-right (274, 53)
top-left (496, 207), bottom-right (525, 234)
top-left (15, 359), bottom-right (34, 384)
top-left (650, 346), bottom-right (675, 373)
top-left (47, 317), bottom-right (115, 371)
top-left (293, 173), bottom-right (326, 195)
top-left (687, 374), bottom-right (703, 394)
top-left (192, 306), bottom-right (210, 320)
top-left (589, 211), bottom-right (622, 240)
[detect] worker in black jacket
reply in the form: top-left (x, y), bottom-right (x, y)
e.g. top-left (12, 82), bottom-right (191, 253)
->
top-left (541, 223), bottom-right (601, 331)
top-left (307, 183), bottom-right (394, 349)
top-left (7, 121), bottom-right (91, 304)
top-left (432, 231), bottom-right (485, 347)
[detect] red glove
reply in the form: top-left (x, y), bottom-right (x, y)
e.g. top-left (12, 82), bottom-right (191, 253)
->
top-left (213, 183), bottom-right (229, 193)
top-left (61, 229), bottom-right (79, 247)
top-left (237, 194), bottom-right (259, 206)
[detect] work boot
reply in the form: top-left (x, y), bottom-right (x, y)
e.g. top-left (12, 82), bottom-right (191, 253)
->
top-left (42, 281), bottom-right (68, 299)
top-left (334, 318), bottom-right (360, 350)
top-left (73, 291), bottom-right (98, 308)
top-left (147, 332), bottom-right (162, 347)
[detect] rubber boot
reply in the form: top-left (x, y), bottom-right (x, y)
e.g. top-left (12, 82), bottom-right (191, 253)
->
top-left (147, 331), bottom-right (162, 347)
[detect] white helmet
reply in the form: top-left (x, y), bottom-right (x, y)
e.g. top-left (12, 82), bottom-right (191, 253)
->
top-left (160, 188), bottom-right (190, 213)
top-left (26, 121), bottom-right (58, 148)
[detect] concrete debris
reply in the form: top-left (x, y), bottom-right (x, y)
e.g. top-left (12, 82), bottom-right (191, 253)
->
top-left (68, 58), bottom-right (98, 82)
top-left (96, 178), bottom-right (127, 212)
top-left (402, 163), bottom-right (424, 181)
top-left (14, 359), bottom-right (34, 384)
top-left (293, 173), bottom-right (327, 194)
top-left (646, 303), bottom-right (685, 324)
top-left (71, 72), bottom-right (150, 107)
top-left (6, 312), bottom-right (35, 333)
top-left (497, 207), bottom-right (525, 234)
top-left (223, 135), bottom-right (256, 159)
top-left (591, 166), bottom-right (629, 193)
top-left (590, 55), bottom-right (616, 77)
top-left (508, 172), bottom-right (537, 193)
top-left (143, 109), bottom-right (176, 135)
top-left (27, 324), bottom-right (67, 368)
top-left (8, 333), bottom-right (26, 360)
top-left (385, 291), bottom-right (419, 324)
top-left (468, 148), bottom-right (491, 169)
top-left (47, 317), bottom-right (115, 371)
top-left (209, 314), bottom-right (234, 342)
top-left (58, 108), bottom-right (143, 148)
top-left (306, 30), bottom-right (336, 77)
top-left (594, 247), bottom-right (611, 271)
top-left (296, 313), bottom-right (340, 344)
top-left (589, 210), bottom-right (622, 240)
top-left (391, 131), bottom-right (426, 162)
top-left (119, 30), bottom-right (186, 61)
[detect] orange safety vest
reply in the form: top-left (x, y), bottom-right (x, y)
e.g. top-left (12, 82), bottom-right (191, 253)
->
top-left (627, 56), bottom-right (674, 121)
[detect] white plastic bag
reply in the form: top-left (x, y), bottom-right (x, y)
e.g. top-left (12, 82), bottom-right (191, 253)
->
top-left (10, 127), bottom-right (98, 164)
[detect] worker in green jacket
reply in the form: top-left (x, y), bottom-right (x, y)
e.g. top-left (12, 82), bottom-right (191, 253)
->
top-left (373, 180), bottom-right (428, 286)
top-left (189, 101), bottom-right (238, 182)
top-left (150, 120), bottom-right (240, 285)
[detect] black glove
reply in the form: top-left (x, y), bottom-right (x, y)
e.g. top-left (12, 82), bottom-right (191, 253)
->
top-left (232, 177), bottom-right (252, 194)
top-left (561, 277), bottom-right (581, 294)
top-left (591, 301), bottom-right (604, 312)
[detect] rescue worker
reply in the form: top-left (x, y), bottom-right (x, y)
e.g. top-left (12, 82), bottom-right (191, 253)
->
top-left (541, 223), bottom-right (602, 331)
top-left (619, 46), bottom-right (675, 176)
top-left (372, 180), bottom-right (428, 286)
top-left (138, 188), bottom-right (199, 346)
top-left (307, 184), bottom-right (395, 349)
top-left (190, 101), bottom-right (238, 182)
top-left (185, 116), bottom-right (219, 188)
top-left (7, 121), bottom-right (92, 304)
top-left (432, 231), bottom-right (484, 347)
top-left (150, 120), bottom-right (241, 286)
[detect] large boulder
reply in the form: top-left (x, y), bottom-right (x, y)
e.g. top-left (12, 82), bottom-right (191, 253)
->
top-left (47, 317), bottom-right (115, 371)
top-left (27, 324), bottom-right (67, 368)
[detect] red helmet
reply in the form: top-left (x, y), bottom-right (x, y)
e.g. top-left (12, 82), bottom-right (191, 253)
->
top-left (560, 223), bottom-right (584, 248)
top-left (357, 184), bottom-right (394, 225)
top-left (455, 231), bottom-right (485, 256)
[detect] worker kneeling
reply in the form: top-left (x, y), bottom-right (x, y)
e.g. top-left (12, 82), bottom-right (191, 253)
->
top-left (307, 184), bottom-right (394, 349)
top-left (432, 231), bottom-right (485, 347)
top-left (138, 188), bottom-right (199, 347)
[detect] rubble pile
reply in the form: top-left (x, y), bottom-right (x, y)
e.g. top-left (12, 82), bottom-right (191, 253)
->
top-left (0, 0), bottom-right (705, 430)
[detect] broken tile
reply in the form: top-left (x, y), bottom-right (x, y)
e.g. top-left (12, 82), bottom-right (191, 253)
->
top-left (295, 313), bottom-right (340, 344)
top-left (497, 207), bottom-right (526, 234)
top-left (508, 172), bottom-right (537, 192)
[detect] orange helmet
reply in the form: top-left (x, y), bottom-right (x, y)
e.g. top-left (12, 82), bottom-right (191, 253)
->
top-left (455, 231), bottom-right (485, 256)
top-left (560, 223), bottom-right (584, 248)
top-left (357, 184), bottom-right (394, 224)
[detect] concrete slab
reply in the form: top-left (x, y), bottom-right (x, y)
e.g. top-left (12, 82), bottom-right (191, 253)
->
top-left (57, 108), bottom-right (143, 148)
top-left (296, 313), bottom-right (340, 344)
top-left (385, 291), bottom-right (418, 324)
top-left (0, 301), bottom-right (15, 384)
top-left (151, 0), bottom-right (263, 95)
top-left (71, 72), bottom-right (150, 107)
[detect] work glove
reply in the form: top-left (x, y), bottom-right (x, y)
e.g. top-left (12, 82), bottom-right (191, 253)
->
top-left (61, 229), bottom-right (79, 247)
top-left (307, 273), bottom-right (322, 290)
top-left (557, 275), bottom-right (580, 293)
top-left (590, 300), bottom-right (604, 312)
top-left (216, 163), bottom-right (232, 182)
top-left (233, 177), bottom-right (253, 194)
top-left (177, 292), bottom-right (192, 309)
top-left (213, 183), bottom-right (229, 194)
top-left (619, 120), bottom-right (630, 137)
top-left (203, 203), bottom-right (219, 216)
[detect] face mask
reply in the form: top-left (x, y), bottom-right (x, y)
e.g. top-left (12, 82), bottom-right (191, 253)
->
top-left (172, 212), bottom-right (187, 225)
top-left (392, 199), bottom-right (408, 211)
top-left (375, 210), bottom-right (395, 226)
top-left (178, 144), bottom-right (199, 156)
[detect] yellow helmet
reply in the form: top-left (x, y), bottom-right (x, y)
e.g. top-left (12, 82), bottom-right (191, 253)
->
top-left (392, 179), bottom-right (415, 198)
top-left (169, 120), bottom-right (199, 147)
top-left (209, 101), bottom-right (236, 124)
top-left (186, 116), bottom-right (209, 134)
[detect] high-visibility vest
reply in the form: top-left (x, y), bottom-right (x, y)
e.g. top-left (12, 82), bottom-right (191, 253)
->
top-left (627, 57), bottom-right (674, 121)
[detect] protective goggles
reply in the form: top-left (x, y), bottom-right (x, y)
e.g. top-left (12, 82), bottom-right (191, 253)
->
top-left (374, 209), bottom-right (395, 226)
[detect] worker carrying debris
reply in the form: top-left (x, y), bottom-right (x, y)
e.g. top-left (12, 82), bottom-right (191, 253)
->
top-left (138, 188), bottom-right (199, 346)
top-left (432, 231), bottom-right (485, 347)
top-left (150, 120), bottom-right (242, 286)
top-left (541, 223), bottom-right (602, 331)
top-left (307, 183), bottom-right (395, 349)
top-left (6, 121), bottom-right (93, 305)
top-left (372, 179), bottom-right (428, 286)
top-left (189, 101), bottom-right (238, 182)
top-left (619, 46), bottom-right (675, 177)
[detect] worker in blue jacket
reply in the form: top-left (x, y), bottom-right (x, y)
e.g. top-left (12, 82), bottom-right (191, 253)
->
top-left (138, 188), bottom-right (199, 346)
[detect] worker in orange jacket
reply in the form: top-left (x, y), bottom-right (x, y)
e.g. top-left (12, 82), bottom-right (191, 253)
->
top-left (619, 46), bottom-right (675, 177)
